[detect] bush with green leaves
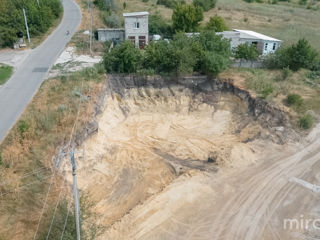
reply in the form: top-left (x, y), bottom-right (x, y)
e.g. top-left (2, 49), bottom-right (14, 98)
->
top-left (234, 43), bottom-right (259, 61)
top-left (143, 31), bottom-right (231, 75)
top-left (149, 14), bottom-right (172, 37)
top-left (287, 93), bottom-right (303, 106)
top-left (205, 15), bottom-right (228, 32)
top-left (144, 33), bottom-right (202, 74)
top-left (17, 120), bottom-right (30, 138)
top-left (104, 13), bottom-right (121, 28)
top-left (157, 0), bottom-right (186, 9)
top-left (266, 39), bottom-right (318, 71)
top-left (0, 0), bottom-right (62, 48)
top-left (281, 67), bottom-right (292, 80)
top-left (193, 0), bottom-right (217, 11)
top-left (261, 84), bottom-right (274, 98)
top-left (94, 0), bottom-right (117, 11)
top-left (172, 4), bottom-right (203, 32)
top-left (104, 31), bottom-right (231, 76)
top-left (104, 41), bottom-right (142, 73)
top-left (195, 31), bottom-right (232, 74)
top-left (300, 113), bottom-right (313, 129)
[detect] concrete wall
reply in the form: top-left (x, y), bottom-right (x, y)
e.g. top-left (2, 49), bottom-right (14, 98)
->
top-left (232, 59), bottom-right (265, 68)
top-left (124, 15), bottom-right (149, 48)
top-left (98, 29), bottom-right (125, 43)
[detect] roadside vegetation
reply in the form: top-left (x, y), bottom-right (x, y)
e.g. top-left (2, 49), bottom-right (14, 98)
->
top-left (0, 65), bottom-right (105, 239)
top-left (0, 0), bottom-right (62, 48)
top-left (0, 64), bottom-right (13, 85)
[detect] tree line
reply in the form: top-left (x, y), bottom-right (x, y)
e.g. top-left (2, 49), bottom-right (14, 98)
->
top-left (0, 0), bottom-right (62, 48)
top-left (104, 31), bottom-right (232, 76)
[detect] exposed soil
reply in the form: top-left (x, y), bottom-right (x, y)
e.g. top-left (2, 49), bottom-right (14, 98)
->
top-left (61, 75), bottom-right (314, 240)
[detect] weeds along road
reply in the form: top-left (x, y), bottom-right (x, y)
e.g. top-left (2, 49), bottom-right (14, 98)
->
top-left (0, 0), bottom-right (81, 143)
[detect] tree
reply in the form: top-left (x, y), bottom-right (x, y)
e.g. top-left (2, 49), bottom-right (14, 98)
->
top-left (205, 15), bottom-right (228, 32)
top-left (144, 33), bottom-right (202, 74)
top-left (149, 14), bottom-right (172, 37)
top-left (0, 0), bottom-right (62, 48)
top-left (104, 41), bottom-right (142, 73)
top-left (172, 4), bottom-right (204, 32)
top-left (193, 0), bottom-right (217, 11)
top-left (266, 39), bottom-right (318, 71)
top-left (196, 31), bottom-right (232, 75)
top-left (234, 43), bottom-right (259, 62)
top-left (287, 38), bottom-right (318, 71)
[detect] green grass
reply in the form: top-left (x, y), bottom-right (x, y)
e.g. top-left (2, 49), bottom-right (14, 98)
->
top-left (0, 64), bottom-right (13, 85)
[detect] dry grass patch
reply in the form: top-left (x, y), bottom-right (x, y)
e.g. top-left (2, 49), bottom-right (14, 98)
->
top-left (0, 66), bottom-right (105, 240)
top-left (220, 68), bottom-right (320, 129)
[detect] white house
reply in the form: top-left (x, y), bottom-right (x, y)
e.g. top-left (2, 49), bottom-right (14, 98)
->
top-left (123, 12), bottom-right (149, 49)
top-left (217, 29), bottom-right (282, 55)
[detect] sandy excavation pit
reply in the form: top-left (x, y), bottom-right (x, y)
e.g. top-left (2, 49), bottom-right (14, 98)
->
top-left (63, 76), bottom-right (282, 239)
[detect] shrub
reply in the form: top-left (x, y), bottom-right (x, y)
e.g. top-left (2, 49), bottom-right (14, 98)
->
top-left (149, 14), bottom-right (172, 37)
top-left (104, 41), bottom-right (142, 73)
top-left (234, 43), bottom-right (259, 61)
top-left (281, 67), bottom-right (292, 80)
top-left (288, 39), bottom-right (318, 71)
top-left (144, 34), bottom-right (200, 74)
top-left (94, 0), bottom-right (117, 11)
top-left (17, 120), bottom-right (30, 138)
top-left (172, 4), bottom-right (203, 32)
top-left (104, 31), bottom-right (231, 76)
top-left (193, 0), bottom-right (217, 11)
top-left (196, 31), bottom-right (232, 75)
top-left (266, 39), bottom-right (318, 71)
top-left (261, 84), bottom-right (274, 98)
top-left (157, 0), bottom-right (186, 9)
top-left (205, 15), bottom-right (228, 32)
top-left (104, 14), bottom-right (121, 28)
top-left (299, 0), bottom-right (307, 5)
top-left (300, 114), bottom-right (313, 129)
top-left (307, 70), bottom-right (320, 80)
top-left (287, 93), bottom-right (303, 106)
top-left (0, 151), bottom-right (2, 166)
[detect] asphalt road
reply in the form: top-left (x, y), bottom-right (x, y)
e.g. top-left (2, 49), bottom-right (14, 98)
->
top-left (0, 0), bottom-right (81, 143)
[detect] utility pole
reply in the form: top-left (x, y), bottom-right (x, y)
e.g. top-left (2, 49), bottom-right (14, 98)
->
top-left (89, 1), bottom-right (93, 56)
top-left (23, 8), bottom-right (30, 43)
top-left (70, 150), bottom-right (81, 240)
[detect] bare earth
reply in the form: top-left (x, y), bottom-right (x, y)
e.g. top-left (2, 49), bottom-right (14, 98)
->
top-left (63, 84), bottom-right (320, 240)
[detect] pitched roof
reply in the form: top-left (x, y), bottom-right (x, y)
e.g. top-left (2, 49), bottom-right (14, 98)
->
top-left (123, 12), bottom-right (149, 17)
top-left (233, 29), bottom-right (282, 42)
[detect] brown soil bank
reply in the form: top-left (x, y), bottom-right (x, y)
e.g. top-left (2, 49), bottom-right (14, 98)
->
top-left (65, 75), bottom-right (293, 239)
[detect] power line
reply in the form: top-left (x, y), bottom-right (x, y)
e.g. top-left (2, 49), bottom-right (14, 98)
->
top-left (60, 199), bottom-right (72, 240)
top-left (45, 178), bottom-right (67, 240)
top-left (0, 174), bottom-right (53, 198)
top-left (33, 173), bottom-right (56, 240)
